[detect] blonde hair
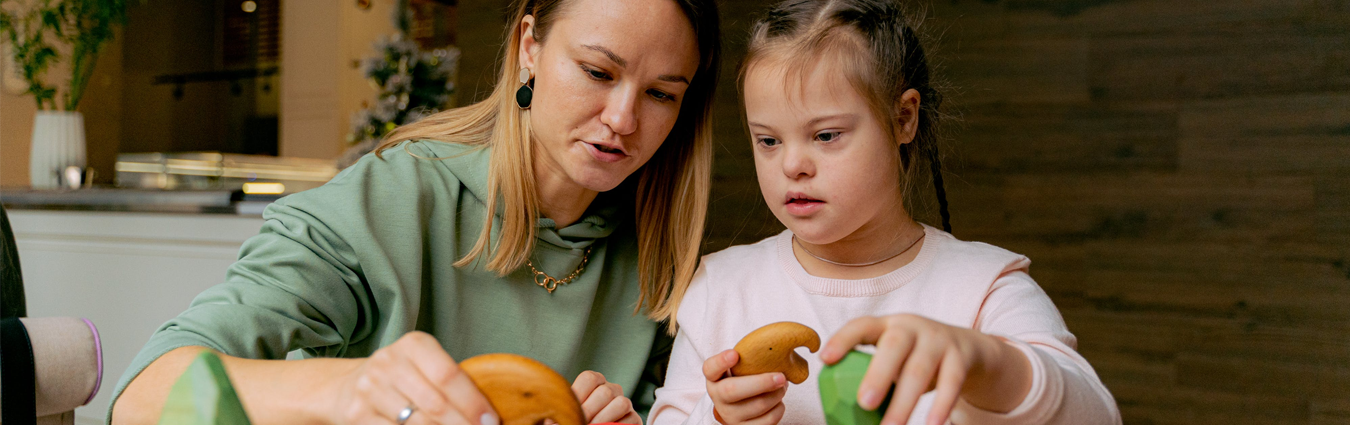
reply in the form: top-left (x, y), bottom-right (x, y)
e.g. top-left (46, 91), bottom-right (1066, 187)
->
top-left (741, 0), bottom-right (952, 231)
top-left (374, 0), bottom-right (722, 325)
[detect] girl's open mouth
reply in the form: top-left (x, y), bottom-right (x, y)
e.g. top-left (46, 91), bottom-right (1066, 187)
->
top-left (784, 192), bottom-right (825, 216)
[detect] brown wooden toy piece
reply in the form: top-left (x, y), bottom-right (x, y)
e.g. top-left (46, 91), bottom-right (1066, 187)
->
top-left (730, 322), bottom-right (822, 384)
top-left (459, 353), bottom-right (586, 425)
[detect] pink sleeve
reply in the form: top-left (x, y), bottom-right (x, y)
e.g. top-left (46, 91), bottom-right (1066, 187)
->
top-left (954, 271), bottom-right (1123, 425)
top-left (649, 264), bottom-right (720, 425)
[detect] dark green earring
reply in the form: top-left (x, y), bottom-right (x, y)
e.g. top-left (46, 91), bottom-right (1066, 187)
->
top-left (515, 68), bottom-right (534, 109)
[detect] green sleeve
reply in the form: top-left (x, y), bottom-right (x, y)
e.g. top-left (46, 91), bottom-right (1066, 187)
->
top-left (106, 154), bottom-right (409, 421)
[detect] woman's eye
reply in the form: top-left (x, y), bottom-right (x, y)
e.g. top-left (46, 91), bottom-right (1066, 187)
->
top-left (647, 89), bottom-right (675, 102)
top-left (756, 137), bottom-right (781, 147)
top-left (581, 65), bottom-right (611, 81)
top-left (815, 131), bottom-right (842, 143)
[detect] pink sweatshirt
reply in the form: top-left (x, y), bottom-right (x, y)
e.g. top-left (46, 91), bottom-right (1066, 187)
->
top-left (649, 226), bottom-right (1122, 425)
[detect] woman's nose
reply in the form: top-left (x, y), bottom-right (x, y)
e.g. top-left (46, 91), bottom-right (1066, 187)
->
top-left (600, 87), bottom-right (639, 136)
top-left (782, 142), bottom-right (815, 179)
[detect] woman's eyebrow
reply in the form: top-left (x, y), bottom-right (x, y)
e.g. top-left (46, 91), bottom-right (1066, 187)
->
top-left (584, 44), bottom-right (627, 67)
top-left (584, 44), bottom-right (691, 85)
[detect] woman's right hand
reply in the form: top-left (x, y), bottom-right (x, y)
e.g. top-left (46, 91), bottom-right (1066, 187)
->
top-left (331, 331), bottom-right (501, 425)
top-left (702, 349), bottom-right (788, 425)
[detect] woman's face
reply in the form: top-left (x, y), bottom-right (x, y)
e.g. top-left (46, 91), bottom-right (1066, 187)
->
top-left (520, 0), bottom-right (700, 193)
top-left (744, 59), bottom-right (912, 245)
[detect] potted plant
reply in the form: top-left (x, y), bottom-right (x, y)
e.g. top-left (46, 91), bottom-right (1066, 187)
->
top-left (0, 0), bottom-right (127, 189)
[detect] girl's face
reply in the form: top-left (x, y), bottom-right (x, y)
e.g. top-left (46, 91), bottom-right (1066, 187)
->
top-left (519, 0), bottom-right (700, 193)
top-left (744, 59), bottom-right (911, 245)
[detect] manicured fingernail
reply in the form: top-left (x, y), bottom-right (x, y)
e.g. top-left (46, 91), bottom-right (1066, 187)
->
top-left (861, 390), bottom-right (884, 409)
top-left (481, 412), bottom-right (499, 425)
top-left (773, 373), bottom-right (786, 386)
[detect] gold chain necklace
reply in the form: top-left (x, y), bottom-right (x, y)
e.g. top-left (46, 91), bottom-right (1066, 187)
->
top-left (527, 247), bottom-right (592, 293)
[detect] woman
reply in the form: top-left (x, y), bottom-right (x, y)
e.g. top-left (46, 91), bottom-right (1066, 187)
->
top-left (110, 0), bottom-right (721, 423)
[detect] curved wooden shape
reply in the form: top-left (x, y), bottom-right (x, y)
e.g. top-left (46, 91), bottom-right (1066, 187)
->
top-left (459, 353), bottom-right (586, 425)
top-left (730, 321), bottom-right (822, 384)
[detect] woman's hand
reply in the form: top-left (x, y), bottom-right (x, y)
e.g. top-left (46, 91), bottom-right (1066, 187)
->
top-left (819, 314), bottom-right (1032, 425)
top-left (571, 371), bottom-right (641, 424)
top-left (331, 331), bottom-right (501, 425)
top-left (702, 350), bottom-right (788, 425)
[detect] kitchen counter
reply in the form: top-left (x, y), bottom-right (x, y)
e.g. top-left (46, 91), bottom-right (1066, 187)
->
top-left (0, 188), bottom-right (282, 216)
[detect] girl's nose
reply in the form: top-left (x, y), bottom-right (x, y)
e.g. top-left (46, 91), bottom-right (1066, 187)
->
top-left (601, 87), bottom-right (639, 136)
top-left (781, 142), bottom-right (815, 179)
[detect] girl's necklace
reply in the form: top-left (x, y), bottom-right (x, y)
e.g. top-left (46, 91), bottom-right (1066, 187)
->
top-left (793, 230), bottom-right (925, 268)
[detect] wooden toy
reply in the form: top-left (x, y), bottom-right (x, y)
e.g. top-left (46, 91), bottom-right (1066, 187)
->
top-left (819, 351), bottom-right (893, 425)
top-left (157, 352), bottom-right (586, 425)
top-left (730, 321), bottom-right (821, 384)
top-left (459, 353), bottom-right (586, 425)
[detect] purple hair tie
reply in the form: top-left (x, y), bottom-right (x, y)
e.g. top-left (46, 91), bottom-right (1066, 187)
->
top-left (82, 318), bottom-right (103, 405)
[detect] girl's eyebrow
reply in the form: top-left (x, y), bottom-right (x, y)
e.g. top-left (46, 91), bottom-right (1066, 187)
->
top-left (748, 113), bottom-right (855, 131)
top-left (804, 113), bottom-right (856, 127)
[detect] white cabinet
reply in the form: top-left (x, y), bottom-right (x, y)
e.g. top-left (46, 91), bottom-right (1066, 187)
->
top-left (9, 210), bottom-right (263, 425)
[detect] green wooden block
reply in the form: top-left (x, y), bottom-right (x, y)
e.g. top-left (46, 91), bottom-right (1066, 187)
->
top-left (158, 351), bottom-right (253, 425)
top-left (819, 351), bottom-right (892, 425)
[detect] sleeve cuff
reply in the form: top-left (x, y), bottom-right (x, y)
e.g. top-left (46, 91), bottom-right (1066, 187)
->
top-left (951, 337), bottom-right (1063, 425)
top-left (105, 333), bottom-right (224, 425)
top-left (688, 396), bottom-right (720, 425)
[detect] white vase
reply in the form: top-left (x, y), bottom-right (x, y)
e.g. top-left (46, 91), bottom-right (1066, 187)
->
top-left (29, 111), bottom-right (86, 189)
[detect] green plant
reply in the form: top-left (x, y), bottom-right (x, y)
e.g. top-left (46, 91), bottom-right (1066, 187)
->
top-left (0, 0), bottom-right (127, 110)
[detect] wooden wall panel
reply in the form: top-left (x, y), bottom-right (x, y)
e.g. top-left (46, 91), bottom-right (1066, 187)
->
top-left (1313, 399), bottom-right (1350, 425)
top-left (1088, 34), bottom-right (1350, 102)
top-left (955, 103), bottom-right (1178, 172)
top-left (1179, 93), bottom-right (1350, 174)
top-left (942, 38), bottom-right (1091, 104)
top-left (930, 0), bottom-right (1346, 39)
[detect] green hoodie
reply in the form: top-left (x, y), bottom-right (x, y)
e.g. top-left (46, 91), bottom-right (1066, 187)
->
top-left (109, 140), bottom-right (666, 421)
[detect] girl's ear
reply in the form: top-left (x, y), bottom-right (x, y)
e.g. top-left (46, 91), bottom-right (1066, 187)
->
top-left (893, 89), bottom-right (922, 146)
top-left (518, 15), bottom-right (541, 71)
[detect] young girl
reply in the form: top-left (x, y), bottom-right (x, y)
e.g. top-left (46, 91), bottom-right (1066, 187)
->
top-left (648, 1), bottom-right (1122, 424)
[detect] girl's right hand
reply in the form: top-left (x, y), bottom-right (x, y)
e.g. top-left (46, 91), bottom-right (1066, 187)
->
top-left (330, 331), bottom-right (501, 425)
top-left (702, 349), bottom-right (788, 425)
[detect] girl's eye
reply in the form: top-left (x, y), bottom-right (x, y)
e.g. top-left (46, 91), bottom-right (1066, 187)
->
top-left (581, 65), bottom-right (611, 81)
top-left (756, 137), bottom-right (781, 147)
top-left (815, 131), bottom-right (842, 143)
top-left (647, 89), bottom-right (676, 102)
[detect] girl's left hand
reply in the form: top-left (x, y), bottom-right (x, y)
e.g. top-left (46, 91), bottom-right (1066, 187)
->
top-left (819, 314), bottom-right (1032, 425)
top-left (571, 370), bottom-right (642, 424)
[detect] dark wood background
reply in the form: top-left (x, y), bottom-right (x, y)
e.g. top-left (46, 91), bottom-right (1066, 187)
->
top-left (458, 1), bottom-right (1350, 423)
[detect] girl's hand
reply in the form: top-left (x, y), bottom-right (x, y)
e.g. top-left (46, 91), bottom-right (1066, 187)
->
top-left (331, 331), bottom-right (500, 425)
top-left (703, 349), bottom-right (788, 425)
top-left (819, 314), bottom-right (1032, 425)
top-left (571, 371), bottom-right (641, 424)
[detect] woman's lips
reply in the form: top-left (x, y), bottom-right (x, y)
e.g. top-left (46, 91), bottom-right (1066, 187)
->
top-left (583, 141), bottom-right (628, 163)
